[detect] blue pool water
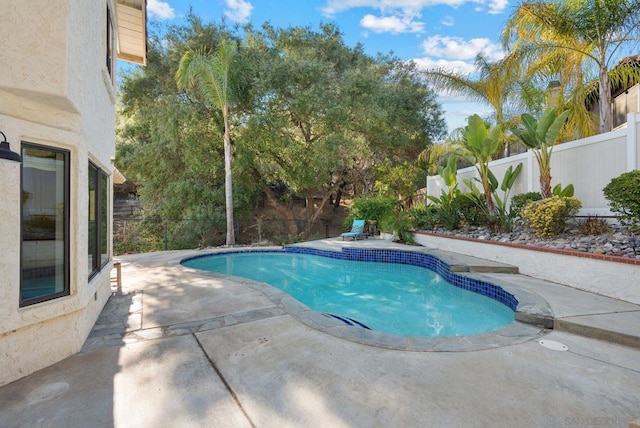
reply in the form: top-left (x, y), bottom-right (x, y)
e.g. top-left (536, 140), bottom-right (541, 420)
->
top-left (182, 252), bottom-right (515, 337)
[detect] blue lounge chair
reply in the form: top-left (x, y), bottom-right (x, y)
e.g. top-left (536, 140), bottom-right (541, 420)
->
top-left (341, 219), bottom-right (367, 240)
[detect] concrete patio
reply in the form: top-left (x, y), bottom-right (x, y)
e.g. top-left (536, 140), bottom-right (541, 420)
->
top-left (1, 239), bottom-right (639, 427)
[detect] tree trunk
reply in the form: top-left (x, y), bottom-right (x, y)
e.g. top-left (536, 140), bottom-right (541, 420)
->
top-left (333, 182), bottom-right (345, 209)
top-left (263, 186), bottom-right (297, 234)
top-left (483, 186), bottom-right (497, 217)
top-left (540, 171), bottom-right (552, 199)
top-left (223, 105), bottom-right (235, 246)
top-left (480, 166), bottom-right (497, 216)
top-left (599, 62), bottom-right (612, 134)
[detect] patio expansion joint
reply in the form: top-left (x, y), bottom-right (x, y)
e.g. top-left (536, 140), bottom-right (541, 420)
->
top-left (192, 333), bottom-right (256, 428)
top-left (82, 305), bottom-right (287, 352)
top-left (565, 348), bottom-right (640, 376)
top-left (559, 308), bottom-right (640, 317)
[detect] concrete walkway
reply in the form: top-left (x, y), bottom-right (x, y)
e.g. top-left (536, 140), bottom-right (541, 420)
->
top-left (1, 239), bottom-right (640, 427)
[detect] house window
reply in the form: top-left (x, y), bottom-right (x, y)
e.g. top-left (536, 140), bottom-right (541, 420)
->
top-left (613, 84), bottom-right (640, 129)
top-left (88, 162), bottom-right (109, 278)
top-left (21, 143), bottom-right (70, 306)
top-left (106, 5), bottom-right (115, 79)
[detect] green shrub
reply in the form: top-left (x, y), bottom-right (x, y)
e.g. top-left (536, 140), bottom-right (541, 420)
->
top-left (603, 170), bottom-right (640, 232)
top-left (344, 196), bottom-right (398, 228)
top-left (510, 192), bottom-right (543, 219)
top-left (408, 205), bottom-right (439, 230)
top-left (453, 194), bottom-right (488, 226)
top-left (380, 211), bottom-right (415, 243)
top-left (435, 202), bottom-right (461, 230)
top-left (522, 196), bottom-right (582, 237)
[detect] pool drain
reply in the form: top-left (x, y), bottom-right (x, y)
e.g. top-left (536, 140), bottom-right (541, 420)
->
top-left (538, 339), bottom-right (568, 351)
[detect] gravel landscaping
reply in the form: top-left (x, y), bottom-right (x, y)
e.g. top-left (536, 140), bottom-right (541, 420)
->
top-left (427, 222), bottom-right (640, 259)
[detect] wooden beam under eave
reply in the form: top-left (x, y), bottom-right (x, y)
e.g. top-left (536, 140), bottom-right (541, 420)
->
top-left (117, 52), bottom-right (146, 65)
top-left (116, 1), bottom-right (147, 66)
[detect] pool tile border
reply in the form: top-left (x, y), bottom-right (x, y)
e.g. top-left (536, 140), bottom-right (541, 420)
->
top-left (284, 246), bottom-right (519, 311)
top-left (181, 246), bottom-right (552, 351)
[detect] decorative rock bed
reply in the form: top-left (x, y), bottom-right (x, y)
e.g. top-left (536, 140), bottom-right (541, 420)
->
top-left (426, 224), bottom-right (639, 260)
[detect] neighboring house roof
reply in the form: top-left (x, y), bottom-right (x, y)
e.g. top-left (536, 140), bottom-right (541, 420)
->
top-left (586, 54), bottom-right (640, 102)
top-left (116, 0), bottom-right (147, 66)
top-left (611, 54), bottom-right (640, 96)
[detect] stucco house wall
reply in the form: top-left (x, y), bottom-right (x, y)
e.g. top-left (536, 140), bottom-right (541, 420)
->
top-left (0, 0), bottom-right (146, 386)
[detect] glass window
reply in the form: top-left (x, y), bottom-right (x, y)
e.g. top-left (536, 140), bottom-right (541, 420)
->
top-left (100, 171), bottom-right (109, 266)
top-left (613, 84), bottom-right (640, 128)
top-left (613, 91), bottom-right (627, 129)
top-left (88, 163), bottom-right (98, 272)
top-left (106, 6), bottom-right (114, 78)
top-left (21, 143), bottom-right (70, 306)
top-left (89, 162), bottom-right (110, 278)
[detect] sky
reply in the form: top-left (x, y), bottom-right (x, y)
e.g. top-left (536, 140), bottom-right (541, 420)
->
top-left (143, 0), bottom-right (514, 134)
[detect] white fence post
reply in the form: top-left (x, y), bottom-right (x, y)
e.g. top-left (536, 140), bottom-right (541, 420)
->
top-left (627, 112), bottom-right (638, 172)
top-left (527, 149), bottom-right (534, 193)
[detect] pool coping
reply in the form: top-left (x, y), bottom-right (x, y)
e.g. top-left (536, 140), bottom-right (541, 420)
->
top-left (180, 244), bottom-right (553, 352)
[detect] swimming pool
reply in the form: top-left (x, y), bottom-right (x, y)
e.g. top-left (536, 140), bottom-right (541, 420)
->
top-left (182, 249), bottom-right (516, 337)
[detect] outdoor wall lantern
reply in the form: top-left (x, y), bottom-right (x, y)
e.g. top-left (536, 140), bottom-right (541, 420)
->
top-left (0, 131), bottom-right (22, 162)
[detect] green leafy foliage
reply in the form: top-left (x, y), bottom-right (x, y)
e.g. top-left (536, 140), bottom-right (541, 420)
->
top-left (510, 107), bottom-right (569, 198)
top-left (380, 211), bottom-right (415, 244)
top-left (408, 205), bottom-right (440, 230)
top-left (603, 170), bottom-right (640, 232)
top-left (435, 201), bottom-right (462, 231)
top-left (439, 154), bottom-right (459, 188)
top-left (552, 183), bottom-right (575, 197)
top-left (461, 115), bottom-right (503, 215)
top-left (510, 191), bottom-right (543, 219)
top-left (452, 194), bottom-right (488, 226)
top-left (522, 196), bottom-right (582, 237)
top-left (374, 162), bottom-right (425, 208)
top-left (463, 162), bottom-right (523, 231)
top-left (427, 154), bottom-right (460, 209)
top-left (344, 196), bottom-right (399, 228)
top-left (241, 23), bottom-right (446, 227)
top-left (116, 17), bottom-right (447, 249)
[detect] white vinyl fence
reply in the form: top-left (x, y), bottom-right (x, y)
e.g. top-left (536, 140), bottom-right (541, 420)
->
top-left (426, 112), bottom-right (640, 216)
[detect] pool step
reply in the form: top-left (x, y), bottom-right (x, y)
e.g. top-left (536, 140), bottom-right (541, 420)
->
top-left (323, 313), bottom-right (371, 330)
top-left (426, 249), bottom-right (519, 274)
top-left (554, 310), bottom-right (640, 349)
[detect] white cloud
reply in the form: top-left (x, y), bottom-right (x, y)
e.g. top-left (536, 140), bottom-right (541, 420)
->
top-left (323, 0), bottom-right (481, 16)
top-left (360, 13), bottom-right (425, 33)
top-left (440, 16), bottom-right (455, 26)
top-left (487, 0), bottom-right (509, 14)
top-left (412, 57), bottom-right (477, 74)
top-left (147, 0), bottom-right (175, 20)
top-left (422, 35), bottom-right (503, 61)
top-left (322, 0), bottom-right (508, 35)
top-left (224, 0), bottom-right (254, 23)
top-left (442, 103), bottom-right (493, 130)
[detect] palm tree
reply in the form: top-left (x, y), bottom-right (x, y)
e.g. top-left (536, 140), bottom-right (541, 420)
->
top-left (503, 0), bottom-right (640, 134)
top-left (424, 54), bottom-right (529, 156)
top-left (176, 39), bottom-right (237, 245)
top-left (417, 142), bottom-right (455, 180)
